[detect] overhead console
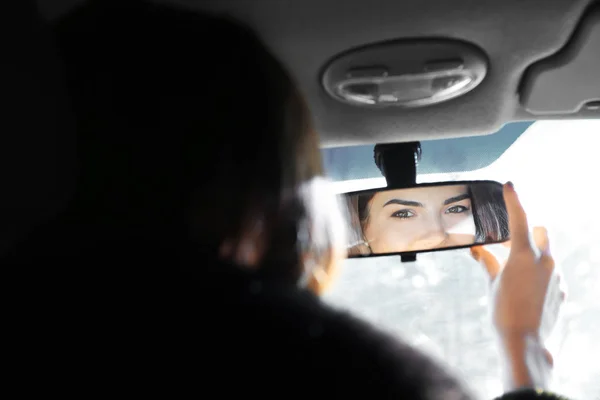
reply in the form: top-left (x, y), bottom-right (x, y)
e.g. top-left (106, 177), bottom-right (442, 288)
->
top-left (321, 39), bottom-right (488, 109)
top-left (520, 6), bottom-right (600, 115)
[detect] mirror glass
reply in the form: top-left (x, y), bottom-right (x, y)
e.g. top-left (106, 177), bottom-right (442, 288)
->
top-left (343, 181), bottom-right (509, 257)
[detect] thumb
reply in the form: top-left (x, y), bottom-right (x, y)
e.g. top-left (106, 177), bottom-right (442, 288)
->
top-left (533, 226), bottom-right (551, 255)
top-left (504, 182), bottom-right (531, 253)
top-left (471, 245), bottom-right (501, 281)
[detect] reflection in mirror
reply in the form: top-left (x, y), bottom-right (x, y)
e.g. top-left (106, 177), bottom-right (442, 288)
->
top-left (344, 181), bottom-right (509, 257)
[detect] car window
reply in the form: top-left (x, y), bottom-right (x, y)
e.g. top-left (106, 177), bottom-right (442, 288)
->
top-left (322, 120), bottom-right (600, 399)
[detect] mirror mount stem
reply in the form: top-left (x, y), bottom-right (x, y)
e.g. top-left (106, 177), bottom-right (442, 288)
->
top-left (374, 141), bottom-right (422, 188)
top-left (373, 142), bottom-right (422, 262)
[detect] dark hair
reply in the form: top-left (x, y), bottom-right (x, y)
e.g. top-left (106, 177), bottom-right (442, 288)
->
top-left (347, 184), bottom-right (509, 253)
top-left (54, 0), bottom-right (343, 286)
top-left (344, 195), bottom-right (372, 256)
top-left (468, 184), bottom-right (509, 243)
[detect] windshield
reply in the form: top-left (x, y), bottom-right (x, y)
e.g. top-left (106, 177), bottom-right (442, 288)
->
top-left (321, 122), bottom-right (533, 181)
top-left (321, 120), bottom-right (600, 399)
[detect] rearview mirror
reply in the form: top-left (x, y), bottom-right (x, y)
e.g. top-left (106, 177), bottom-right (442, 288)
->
top-left (343, 181), bottom-right (509, 257)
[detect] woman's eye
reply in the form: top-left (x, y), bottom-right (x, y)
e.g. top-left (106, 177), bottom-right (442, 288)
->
top-left (445, 205), bottom-right (469, 214)
top-left (391, 209), bottom-right (415, 219)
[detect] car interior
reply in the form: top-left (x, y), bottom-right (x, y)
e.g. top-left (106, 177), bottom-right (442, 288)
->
top-left (3, 0), bottom-right (599, 398)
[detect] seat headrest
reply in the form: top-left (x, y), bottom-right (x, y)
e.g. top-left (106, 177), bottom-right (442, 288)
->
top-left (0, 1), bottom-right (76, 255)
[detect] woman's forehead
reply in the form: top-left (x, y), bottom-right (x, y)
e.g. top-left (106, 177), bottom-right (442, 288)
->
top-left (372, 185), bottom-right (468, 206)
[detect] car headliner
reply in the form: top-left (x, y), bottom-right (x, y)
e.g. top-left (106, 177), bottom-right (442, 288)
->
top-left (39, 0), bottom-right (597, 146)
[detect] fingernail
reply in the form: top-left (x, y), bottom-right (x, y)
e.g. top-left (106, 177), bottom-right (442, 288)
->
top-left (543, 348), bottom-right (554, 367)
top-left (506, 181), bottom-right (514, 190)
top-left (542, 247), bottom-right (552, 257)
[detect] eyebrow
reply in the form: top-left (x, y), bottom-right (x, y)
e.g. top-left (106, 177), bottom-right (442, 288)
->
top-left (443, 193), bottom-right (470, 205)
top-left (383, 193), bottom-right (471, 208)
top-left (383, 199), bottom-right (424, 208)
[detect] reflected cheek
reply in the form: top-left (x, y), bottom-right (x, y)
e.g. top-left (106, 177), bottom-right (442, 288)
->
top-left (445, 214), bottom-right (476, 236)
top-left (367, 219), bottom-right (422, 253)
top-left (447, 233), bottom-right (476, 246)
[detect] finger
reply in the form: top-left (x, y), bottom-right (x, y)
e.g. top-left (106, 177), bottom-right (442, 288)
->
top-left (533, 226), bottom-right (551, 255)
top-left (470, 246), bottom-right (480, 262)
top-left (471, 246), bottom-right (501, 281)
top-left (539, 251), bottom-right (555, 272)
top-left (543, 348), bottom-right (554, 368)
top-left (559, 277), bottom-right (568, 301)
top-left (503, 182), bottom-right (531, 252)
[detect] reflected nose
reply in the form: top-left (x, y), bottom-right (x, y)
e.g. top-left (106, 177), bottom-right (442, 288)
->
top-left (417, 232), bottom-right (449, 249)
top-left (414, 219), bottom-right (449, 249)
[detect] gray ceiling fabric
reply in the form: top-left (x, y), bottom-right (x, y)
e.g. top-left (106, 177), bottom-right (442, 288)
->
top-left (37, 0), bottom-right (597, 146)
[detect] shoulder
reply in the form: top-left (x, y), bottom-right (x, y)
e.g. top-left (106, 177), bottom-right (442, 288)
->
top-left (495, 390), bottom-right (573, 400)
top-left (6, 245), bottom-right (474, 400)
top-left (195, 263), bottom-right (474, 400)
